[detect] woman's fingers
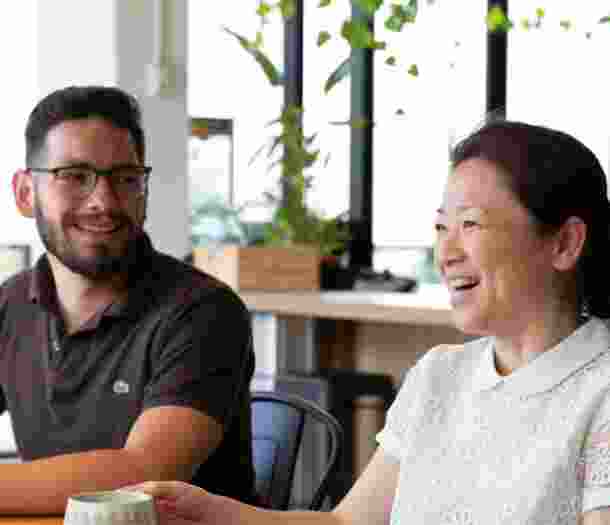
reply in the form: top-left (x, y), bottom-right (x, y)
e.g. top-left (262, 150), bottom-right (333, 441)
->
top-left (125, 481), bottom-right (186, 499)
top-left (124, 482), bottom-right (211, 522)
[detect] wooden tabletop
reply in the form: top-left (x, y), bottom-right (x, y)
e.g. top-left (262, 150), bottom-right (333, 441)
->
top-left (0, 517), bottom-right (62, 525)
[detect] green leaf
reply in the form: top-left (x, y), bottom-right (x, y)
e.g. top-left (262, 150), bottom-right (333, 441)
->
top-left (559, 19), bottom-right (572, 30)
top-left (329, 117), bottom-right (371, 129)
top-left (402, 0), bottom-right (418, 21)
top-left (520, 18), bottom-right (531, 30)
top-left (372, 40), bottom-right (387, 50)
top-left (329, 119), bottom-right (351, 126)
top-left (254, 31), bottom-right (264, 48)
top-left (279, 0), bottom-right (296, 19)
top-left (384, 1), bottom-right (418, 32)
top-left (304, 133), bottom-right (318, 146)
top-left (266, 136), bottom-right (282, 159)
top-left (352, 117), bottom-right (371, 129)
top-left (324, 57), bottom-right (351, 93)
top-left (486, 5), bottom-right (513, 32)
top-left (353, 0), bottom-right (383, 16)
top-left (317, 30), bottom-right (331, 47)
top-left (222, 27), bottom-right (283, 86)
top-left (256, 2), bottom-right (272, 17)
top-left (408, 64), bottom-right (419, 77)
top-left (385, 56), bottom-right (397, 66)
top-left (341, 19), bottom-right (374, 48)
top-left (385, 15), bottom-right (404, 32)
top-left (599, 16), bottom-right (610, 24)
top-left (248, 143), bottom-right (268, 166)
top-left (535, 8), bottom-right (545, 19)
top-left (318, 0), bottom-right (332, 6)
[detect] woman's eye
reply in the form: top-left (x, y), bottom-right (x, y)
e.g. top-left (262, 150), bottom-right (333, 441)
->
top-left (434, 223), bottom-right (446, 232)
top-left (462, 220), bottom-right (478, 229)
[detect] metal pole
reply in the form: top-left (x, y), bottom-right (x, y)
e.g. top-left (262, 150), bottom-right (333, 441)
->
top-left (486, 0), bottom-right (508, 118)
top-left (349, 4), bottom-right (374, 269)
top-left (281, 0), bottom-right (304, 207)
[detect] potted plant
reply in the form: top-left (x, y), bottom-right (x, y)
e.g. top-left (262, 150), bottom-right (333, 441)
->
top-left (191, 105), bottom-right (350, 291)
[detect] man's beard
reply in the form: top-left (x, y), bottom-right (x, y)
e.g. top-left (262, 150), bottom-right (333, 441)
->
top-left (34, 200), bottom-right (145, 282)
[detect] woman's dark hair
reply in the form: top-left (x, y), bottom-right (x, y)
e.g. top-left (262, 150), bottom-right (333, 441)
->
top-left (25, 85), bottom-right (145, 166)
top-left (451, 120), bottom-right (610, 318)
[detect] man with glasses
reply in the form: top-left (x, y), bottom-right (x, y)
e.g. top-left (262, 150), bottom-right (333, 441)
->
top-left (0, 86), bottom-right (256, 513)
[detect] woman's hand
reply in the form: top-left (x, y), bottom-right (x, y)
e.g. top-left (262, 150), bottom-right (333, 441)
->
top-left (126, 481), bottom-right (223, 525)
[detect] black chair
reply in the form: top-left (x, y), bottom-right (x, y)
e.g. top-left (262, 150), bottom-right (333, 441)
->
top-left (251, 390), bottom-right (344, 510)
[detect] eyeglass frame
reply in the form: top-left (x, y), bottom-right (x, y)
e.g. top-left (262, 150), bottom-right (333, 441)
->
top-left (27, 164), bottom-right (152, 199)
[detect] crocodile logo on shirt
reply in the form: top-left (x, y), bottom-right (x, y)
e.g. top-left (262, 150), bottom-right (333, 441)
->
top-left (113, 380), bottom-right (130, 395)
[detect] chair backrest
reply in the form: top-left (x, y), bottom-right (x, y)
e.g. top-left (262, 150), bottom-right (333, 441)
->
top-left (250, 390), bottom-right (344, 510)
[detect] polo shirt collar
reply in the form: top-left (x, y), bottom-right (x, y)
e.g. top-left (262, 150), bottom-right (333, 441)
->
top-left (28, 231), bottom-right (157, 321)
top-left (28, 253), bottom-right (59, 315)
top-left (473, 317), bottom-right (610, 396)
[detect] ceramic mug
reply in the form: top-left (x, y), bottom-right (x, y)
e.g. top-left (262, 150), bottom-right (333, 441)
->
top-left (64, 490), bottom-right (157, 525)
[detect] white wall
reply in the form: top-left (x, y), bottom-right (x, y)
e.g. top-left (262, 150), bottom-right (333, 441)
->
top-left (0, 1), bottom-right (43, 263)
top-left (115, 0), bottom-right (190, 259)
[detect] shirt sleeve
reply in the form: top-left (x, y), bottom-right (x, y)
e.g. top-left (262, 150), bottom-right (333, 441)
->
top-left (376, 350), bottom-right (430, 460)
top-left (580, 388), bottom-right (610, 513)
top-left (142, 285), bottom-right (254, 429)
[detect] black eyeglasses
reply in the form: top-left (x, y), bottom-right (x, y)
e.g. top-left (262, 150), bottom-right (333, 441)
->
top-left (28, 165), bottom-right (152, 199)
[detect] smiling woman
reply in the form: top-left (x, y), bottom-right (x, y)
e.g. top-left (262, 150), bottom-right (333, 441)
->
top-left (129, 121), bottom-right (610, 525)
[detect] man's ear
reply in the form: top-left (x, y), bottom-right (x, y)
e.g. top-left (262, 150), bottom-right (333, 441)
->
top-left (12, 169), bottom-right (36, 219)
top-left (552, 216), bottom-right (587, 272)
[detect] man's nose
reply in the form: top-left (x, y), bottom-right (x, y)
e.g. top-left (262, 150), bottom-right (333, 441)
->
top-left (85, 175), bottom-right (121, 208)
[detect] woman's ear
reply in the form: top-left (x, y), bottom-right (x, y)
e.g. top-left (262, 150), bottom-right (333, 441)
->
top-left (552, 216), bottom-right (587, 272)
top-left (12, 170), bottom-right (36, 219)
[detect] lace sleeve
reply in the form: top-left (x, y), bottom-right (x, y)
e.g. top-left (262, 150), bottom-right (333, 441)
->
top-left (580, 389), bottom-right (610, 513)
top-left (376, 349), bottom-right (434, 460)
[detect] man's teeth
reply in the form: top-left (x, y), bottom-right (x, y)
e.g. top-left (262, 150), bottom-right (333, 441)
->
top-left (78, 225), bottom-right (119, 232)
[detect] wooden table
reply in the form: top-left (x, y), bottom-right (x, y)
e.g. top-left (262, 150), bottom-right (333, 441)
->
top-left (241, 284), bottom-right (469, 384)
top-left (0, 517), bottom-right (62, 525)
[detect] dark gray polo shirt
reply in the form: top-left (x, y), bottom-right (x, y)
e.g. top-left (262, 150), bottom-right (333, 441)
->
top-left (0, 232), bottom-right (256, 503)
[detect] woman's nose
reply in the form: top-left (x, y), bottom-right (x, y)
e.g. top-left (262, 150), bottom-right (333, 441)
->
top-left (435, 228), bottom-right (465, 271)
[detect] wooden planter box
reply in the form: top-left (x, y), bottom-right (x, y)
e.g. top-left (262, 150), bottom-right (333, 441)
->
top-left (193, 245), bottom-right (321, 292)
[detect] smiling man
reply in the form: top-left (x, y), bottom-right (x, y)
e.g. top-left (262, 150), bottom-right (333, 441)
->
top-left (0, 86), bottom-right (256, 513)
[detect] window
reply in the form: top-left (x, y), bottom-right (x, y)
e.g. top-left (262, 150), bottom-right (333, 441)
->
top-left (188, 0), bottom-right (284, 212)
top-left (507, 1), bottom-right (610, 174)
top-left (373, 0), bottom-right (487, 249)
top-left (372, 0), bottom-right (487, 276)
top-left (303, 0), bottom-right (352, 220)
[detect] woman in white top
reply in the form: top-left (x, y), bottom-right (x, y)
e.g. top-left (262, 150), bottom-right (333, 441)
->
top-left (130, 120), bottom-right (610, 524)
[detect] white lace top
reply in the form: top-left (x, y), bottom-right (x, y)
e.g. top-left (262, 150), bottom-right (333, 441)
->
top-left (377, 317), bottom-right (610, 524)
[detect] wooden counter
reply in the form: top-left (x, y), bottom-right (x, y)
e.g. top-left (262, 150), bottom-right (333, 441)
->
top-left (240, 284), bottom-right (468, 386)
top-left (241, 284), bottom-right (454, 326)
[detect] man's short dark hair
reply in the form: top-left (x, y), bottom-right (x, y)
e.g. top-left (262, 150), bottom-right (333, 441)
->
top-left (25, 85), bottom-right (145, 166)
